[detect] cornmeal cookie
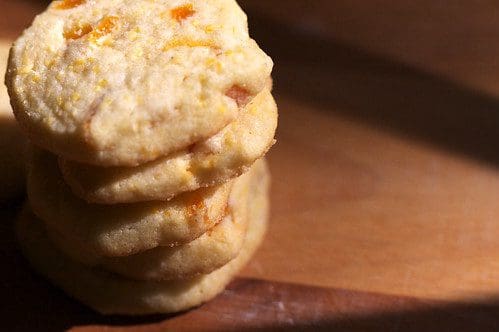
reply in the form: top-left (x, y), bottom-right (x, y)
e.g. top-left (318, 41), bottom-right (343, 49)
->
top-left (46, 161), bottom-right (255, 280)
top-left (0, 40), bottom-right (25, 201)
top-left (16, 159), bottom-right (269, 315)
top-left (6, 0), bottom-right (273, 166)
top-left (60, 89), bottom-right (277, 204)
top-left (27, 147), bottom-right (230, 257)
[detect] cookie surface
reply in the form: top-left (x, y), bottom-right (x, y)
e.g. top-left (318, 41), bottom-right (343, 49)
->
top-left (60, 89), bottom-right (277, 204)
top-left (27, 147), bottom-right (230, 257)
top-left (0, 40), bottom-right (25, 201)
top-left (16, 159), bottom-right (269, 315)
top-left (47, 160), bottom-right (255, 280)
top-left (7, 0), bottom-right (273, 166)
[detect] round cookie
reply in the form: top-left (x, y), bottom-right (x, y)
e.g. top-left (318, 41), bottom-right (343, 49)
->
top-left (6, 0), bottom-right (273, 166)
top-left (46, 162), bottom-right (254, 280)
top-left (16, 160), bottom-right (269, 315)
top-left (27, 147), bottom-right (230, 257)
top-left (0, 40), bottom-right (26, 201)
top-left (60, 88), bottom-right (277, 204)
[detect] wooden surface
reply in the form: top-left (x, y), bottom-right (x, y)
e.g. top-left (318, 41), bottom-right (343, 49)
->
top-left (242, 0), bottom-right (499, 98)
top-left (2, 1), bottom-right (499, 331)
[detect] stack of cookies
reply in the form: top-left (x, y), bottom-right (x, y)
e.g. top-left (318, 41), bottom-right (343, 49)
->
top-left (6, 0), bottom-right (277, 315)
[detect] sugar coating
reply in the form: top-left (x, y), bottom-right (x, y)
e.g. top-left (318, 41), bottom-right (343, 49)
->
top-left (7, 0), bottom-right (273, 166)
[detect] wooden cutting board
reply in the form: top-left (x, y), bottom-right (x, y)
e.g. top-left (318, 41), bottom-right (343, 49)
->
top-left (1, 1), bottom-right (499, 331)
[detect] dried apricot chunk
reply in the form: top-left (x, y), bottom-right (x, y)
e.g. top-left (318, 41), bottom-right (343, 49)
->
top-left (89, 16), bottom-right (120, 44)
top-left (55, 0), bottom-right (86, 10)
top-left (171, 4), bottom-right (196, 22)
top-left (64, 23), bottom-right (92, 40)
top-left (226, 85), bottom-right (251, 107)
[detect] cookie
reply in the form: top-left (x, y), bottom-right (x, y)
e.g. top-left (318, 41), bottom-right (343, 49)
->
top-left (27, 147), bottom-right (230, 257)
top-left (16, 159), bottom-right (269, 315)
top-left (6, 0), bottom-right (273, 166)
top-left (0, 40), bottom-right (26, 201)
top-left (46, 161), bottom-right (254, 280)
top-left (60, 88), bottom-right (277, 204)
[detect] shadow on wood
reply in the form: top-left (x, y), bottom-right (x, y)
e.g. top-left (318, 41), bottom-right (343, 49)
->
top-left (0, 203), bottom-right (170, 332)
top-left (243, 12), bottom-right (499, 167)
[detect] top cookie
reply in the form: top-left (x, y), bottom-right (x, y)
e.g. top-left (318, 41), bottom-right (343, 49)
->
top-left (6, 0), bottom-right (273, 166)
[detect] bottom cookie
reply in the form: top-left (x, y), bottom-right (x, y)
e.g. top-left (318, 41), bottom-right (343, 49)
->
top-left (16, 160), bottom-right (270, 315)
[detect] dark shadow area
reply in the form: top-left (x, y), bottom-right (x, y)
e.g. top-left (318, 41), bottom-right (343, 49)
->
top-left (0, 202), bottom-right (179, 332)
top-left (244, 12), bottom-right (499, 166)
top-left (27, 0), bottom-right (50, 4)
top-left (0, 115), bottom-right (26, 204)
top-left (0, 0), bottom-right (47, 39)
